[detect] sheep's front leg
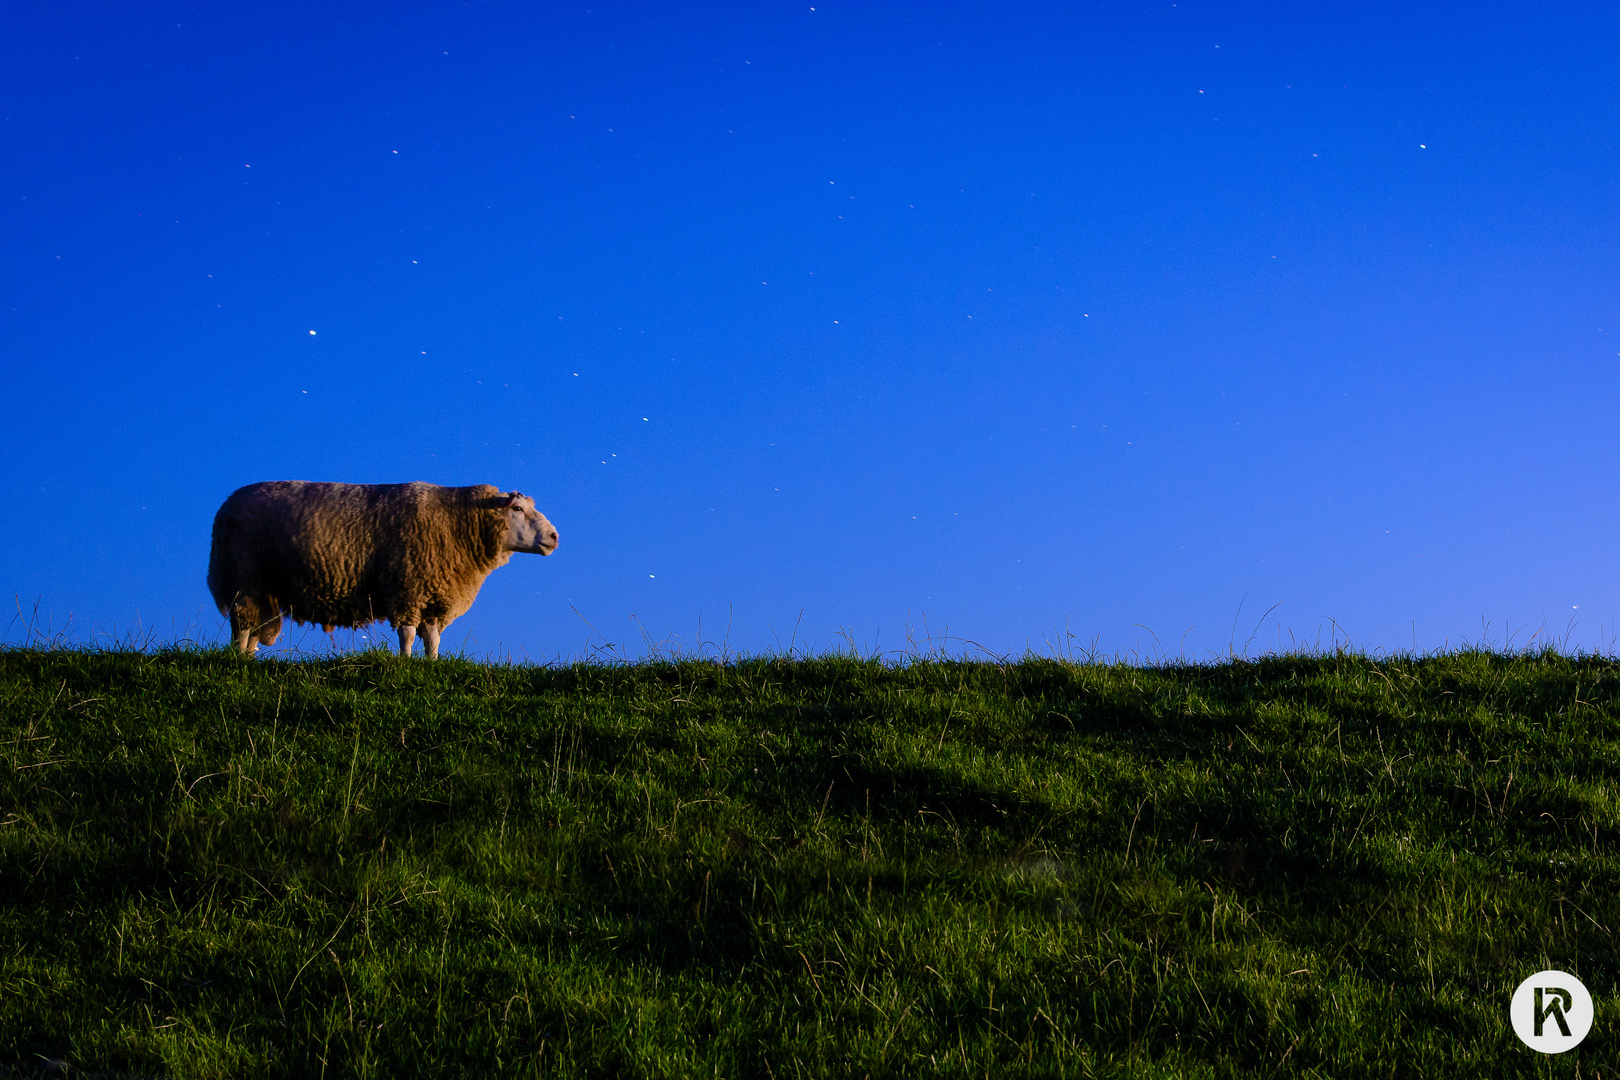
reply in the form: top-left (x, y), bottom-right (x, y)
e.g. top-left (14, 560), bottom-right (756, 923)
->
top-left (398, 624), bottom-right (417, 657)
top-left (421, 621), bottom-right (441, 659)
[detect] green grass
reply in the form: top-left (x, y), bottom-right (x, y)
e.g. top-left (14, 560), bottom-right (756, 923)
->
top-left (2, 645), bottom-right (1618, 1078)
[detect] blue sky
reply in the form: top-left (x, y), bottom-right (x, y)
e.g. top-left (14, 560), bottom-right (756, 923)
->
top-left (5, 2), bottom-right (1619, 660)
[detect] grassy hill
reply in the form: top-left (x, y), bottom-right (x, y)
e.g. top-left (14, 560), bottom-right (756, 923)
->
top-left (1, 646), bottom-right (1616, 1077)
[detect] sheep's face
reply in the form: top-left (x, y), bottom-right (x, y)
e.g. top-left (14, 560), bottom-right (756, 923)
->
top-left (500, 493), bottom-right (560, 555)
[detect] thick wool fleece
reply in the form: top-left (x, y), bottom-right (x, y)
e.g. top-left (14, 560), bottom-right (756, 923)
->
top-left (208, 481), bottom-right (513, 641)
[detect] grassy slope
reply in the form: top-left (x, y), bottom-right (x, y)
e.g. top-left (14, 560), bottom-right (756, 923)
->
top-left (1, 647), bottom-right (1617, 1078)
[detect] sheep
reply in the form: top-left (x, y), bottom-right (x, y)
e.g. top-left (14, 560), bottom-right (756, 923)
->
top-left (207, 481), bottom-right (559, 657)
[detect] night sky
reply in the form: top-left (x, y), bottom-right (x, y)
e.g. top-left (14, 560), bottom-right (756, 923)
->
top-left (6, 2), bottom-right (1619, 661)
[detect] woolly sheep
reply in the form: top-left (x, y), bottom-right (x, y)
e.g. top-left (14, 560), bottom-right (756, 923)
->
top-left (208, 481), bottom-right (559, 657)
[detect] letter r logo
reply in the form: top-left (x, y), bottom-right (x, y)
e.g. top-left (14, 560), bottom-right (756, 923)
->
top-left (1512, 970), bottom-right (1591, 1052)
top-left (1535, 987), bottom-right (1573, 1038)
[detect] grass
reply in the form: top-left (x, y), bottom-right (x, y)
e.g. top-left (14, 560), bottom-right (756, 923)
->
top-left (1, 644), bottom-right (1618, 1077)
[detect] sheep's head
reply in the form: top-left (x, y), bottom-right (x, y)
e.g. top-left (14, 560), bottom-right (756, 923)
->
top-left (499, 492), bottom-right (559, 555)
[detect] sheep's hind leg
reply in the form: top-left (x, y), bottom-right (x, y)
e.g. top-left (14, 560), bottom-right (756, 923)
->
top-left (422, 621), bottom-right (441, 659)
top-left (398, 624), bottom-right (417, 657)
top-left (258, 612), bottom-right (282, 647)
top-left (229, 600), bottom-right (263, 655)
